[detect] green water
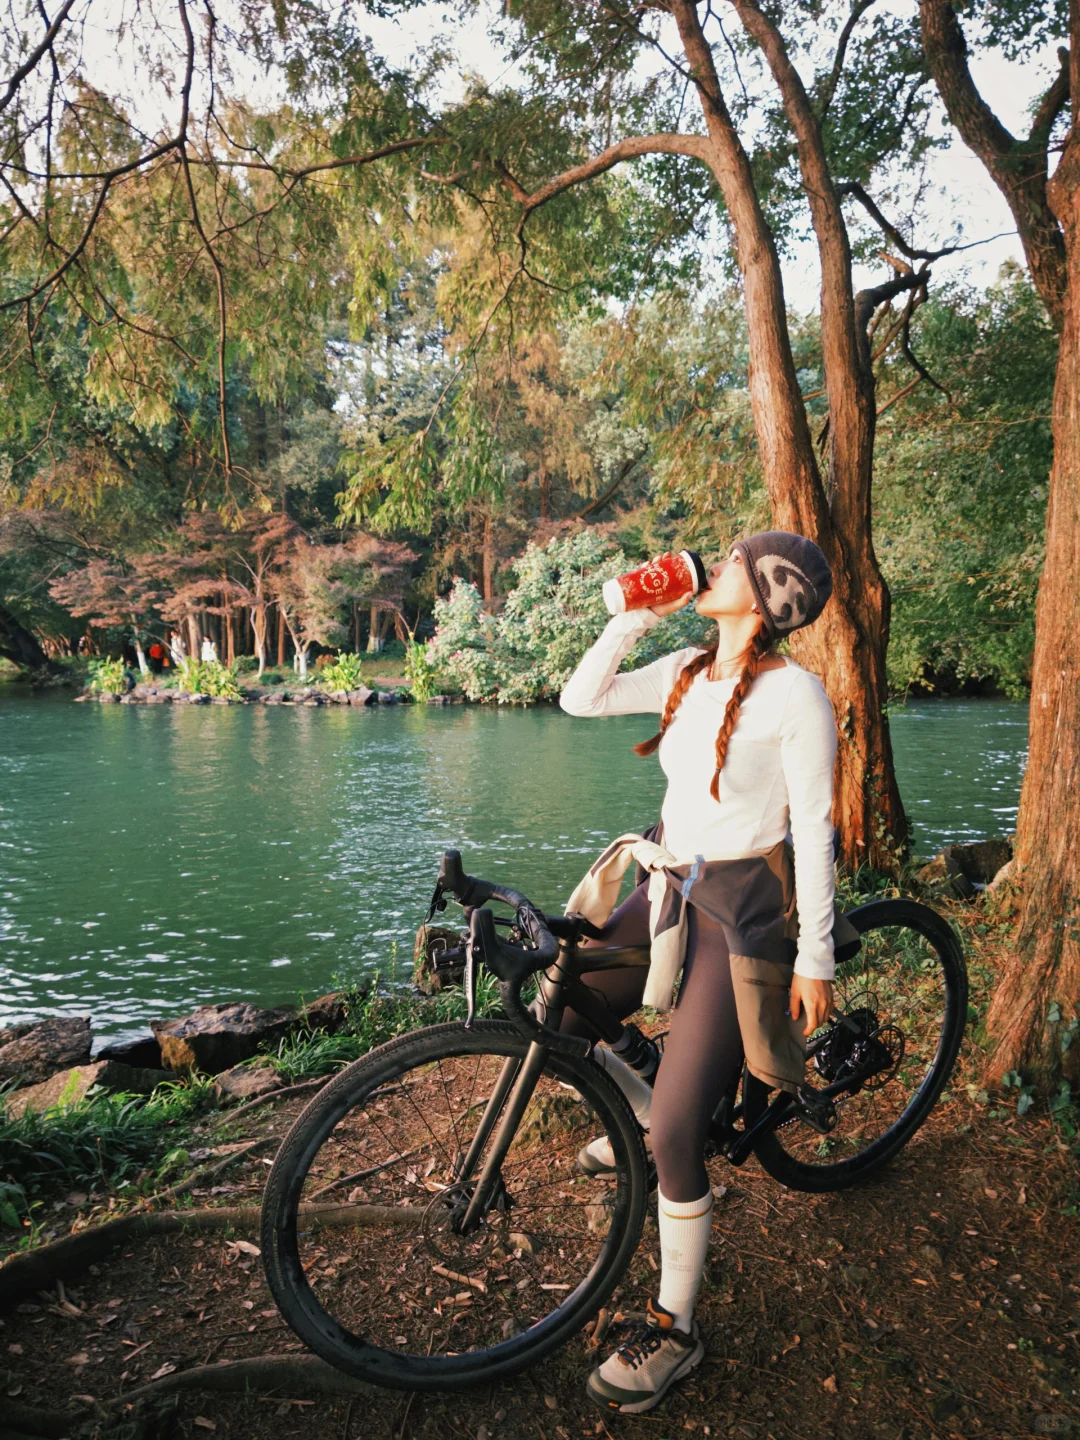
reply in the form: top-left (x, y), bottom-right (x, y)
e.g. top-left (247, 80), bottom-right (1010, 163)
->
top-left (0, 691), bottom-right (1027, 1044)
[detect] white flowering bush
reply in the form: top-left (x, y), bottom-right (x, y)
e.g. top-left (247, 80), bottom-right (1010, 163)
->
top-left (425, 532), bottom-right (713, 703)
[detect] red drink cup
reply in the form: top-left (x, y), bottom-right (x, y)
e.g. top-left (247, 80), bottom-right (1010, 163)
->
top-left (602, 550), bottom-right (707, 615)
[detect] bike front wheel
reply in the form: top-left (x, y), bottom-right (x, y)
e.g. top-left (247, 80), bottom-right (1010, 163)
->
top-left (261, 1020), bottom-right (649, 1390)
top-left (744, 898), bottom-right (967, 1192)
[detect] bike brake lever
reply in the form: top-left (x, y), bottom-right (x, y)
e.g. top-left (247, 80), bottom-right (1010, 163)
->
top-left (424, 882), bottom-right (448, 926)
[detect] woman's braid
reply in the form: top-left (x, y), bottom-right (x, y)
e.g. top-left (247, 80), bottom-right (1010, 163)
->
top-left (631, 645), bottom-right (717, 758)
top-left (708, 627), bottom-right (772, 800)
top-left (632, 625), bottom-right (774, 800)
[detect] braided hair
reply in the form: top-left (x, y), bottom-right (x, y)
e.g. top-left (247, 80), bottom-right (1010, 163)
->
top-left (632, 625), bottom-right (775, 801)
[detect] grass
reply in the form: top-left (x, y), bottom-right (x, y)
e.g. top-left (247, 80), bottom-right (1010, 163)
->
top-left (0, 1075), bottom-right (216, 1234)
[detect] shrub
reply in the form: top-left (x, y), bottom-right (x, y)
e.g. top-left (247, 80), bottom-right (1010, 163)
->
top-left (320, 651), bottom-right (365, 693)
top-left (179, 658), bottom-right (241, 698)
top-left (404, 638), bottom-right (439, 701)
top-left (425, 531), bottom-right (713, 703)
top-left (87, 657), bottom-right (127, 694)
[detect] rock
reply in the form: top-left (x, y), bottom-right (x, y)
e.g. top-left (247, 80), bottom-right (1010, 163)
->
top-left (188, 693), bottom-right (210, 705)
top-left (0, 1022), bottom-right (36, 1050)
top-left (98, 692), bottom-right (120, 704)
top-left (298, 992), bottom-right (350, 1033)
top-left (95, 1033), bottom-right (163, 1069)
top-left (262, 693), bottom-right (284, 705)
top-left (346, 687), bottom-right (374, 707)
top-left (5, 1060), bottom-right (176, 1118)
top-left (0, 1016), bottom-right (92, 1085)
top-left (151, 1001), bottom-right (296, 1074)
top-left (916, 838), bottom-right (1013, 898)
top-left (914, 849), bottom-right (976, 899)
top-left (327, 690), bottom-right (350, 704)
top-left (428, 695), bottom-right (451, 706)
top-left (413, 926), bottom-right (466, 994)
top-left (210, 695), bottom-right (231, 705)
top-left (145, 693), bottom-right (169, 704)
top-left (985, 858), bottom-right (1016, 892)
top-left (212, 1062), bottom-right (280, 1104)
top-left (377, 689), bottom-right (399, 705)
top-left (840, 1263), bottom-right (871, 1288)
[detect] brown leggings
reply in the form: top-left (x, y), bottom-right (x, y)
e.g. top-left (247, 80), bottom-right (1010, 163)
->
top-left (558, 880), bottom-right (744, 1202)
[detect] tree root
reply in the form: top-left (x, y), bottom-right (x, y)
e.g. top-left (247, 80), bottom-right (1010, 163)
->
top-left (212, 1076), bottom-right (327, 1128)
top-left (2, 1356), bottom-right (373, 1435)
top-left (148, 1135), bottom-right (278, 1204)
top-left (0, 1203), bottom-right (420, 1307)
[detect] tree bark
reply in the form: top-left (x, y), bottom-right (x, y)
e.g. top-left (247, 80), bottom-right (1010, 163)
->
top-left (671, 0), bottom-right (908, 867)
top-left (980, 42), bottom-right (1080, 1090)
top-left (482, 510), bottom-right (495, 603)
top-left (0, 602), bottom-right (50, 669)
top-left (276, 604), bottom-right (286, 666)
top-left (366, 601), bottom-right (384, 653)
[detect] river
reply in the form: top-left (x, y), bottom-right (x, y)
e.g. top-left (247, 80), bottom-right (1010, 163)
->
top-left (0, 691), bottom-right (1027, 1044)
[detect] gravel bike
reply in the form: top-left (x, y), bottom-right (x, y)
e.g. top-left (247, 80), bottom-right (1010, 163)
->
top-left (261, 849), bottom-right (967, 1391)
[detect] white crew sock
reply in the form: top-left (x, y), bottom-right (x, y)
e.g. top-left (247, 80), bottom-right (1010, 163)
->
top-left (590, 1043), bottom-right (653, 1130)
top-left (657, 1186), bottom-right (715, 1333)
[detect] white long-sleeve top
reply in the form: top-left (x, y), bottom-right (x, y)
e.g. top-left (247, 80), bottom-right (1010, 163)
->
top-left (559, 608), bottom-right (839, 981)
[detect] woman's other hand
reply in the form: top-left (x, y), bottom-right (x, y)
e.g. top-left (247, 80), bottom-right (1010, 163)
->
top-left (788, 975), bottom-right (834, 1037)
top-left (646, 559), bottom-right (696, 617)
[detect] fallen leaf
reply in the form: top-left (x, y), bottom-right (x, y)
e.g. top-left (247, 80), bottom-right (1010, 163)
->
top-left (64, 1353), bottom-right (89, 1367)
top-left (823, 1374), bottom-right (838, 1393)
top-left (544, 1395), bottom-right (558, 1409)
top-left (984, 1188), bottom-right (998, 1200)
top-left (227, 1240), bottom-right (261, 1257)
top-left (194, 1417), bottom-right (217, 1431)
top-left (150, 1362), bottom-right (177, 1380)
top-left (8, 1344), bottom-right (24, 1355)
top-left (1018, 1185), bottom-right (1027, 1205)
top-left (241, 1300), bottom-right (254, 1310)
top-left (711, 1184), bottom-right (727, 1200)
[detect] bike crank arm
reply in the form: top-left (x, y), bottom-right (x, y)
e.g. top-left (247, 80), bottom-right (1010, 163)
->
top-left (726, 1064), bottom-right (884, 1164)
top-left (456, 1039), bottom-right (549, 1235)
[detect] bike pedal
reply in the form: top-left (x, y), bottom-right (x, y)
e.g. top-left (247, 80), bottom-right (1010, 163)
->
top-left (794, 1085), bottom-right (837, 1134)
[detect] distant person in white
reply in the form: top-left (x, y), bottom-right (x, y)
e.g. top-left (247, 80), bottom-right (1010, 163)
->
top-left (560, 531), bottom-right (838, 1415)
top-left (200, 636), bottom-right (218, 663)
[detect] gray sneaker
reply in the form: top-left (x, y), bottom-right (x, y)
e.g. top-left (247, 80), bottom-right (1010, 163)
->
top-left (586, 1298), bottom-right (704, 1414)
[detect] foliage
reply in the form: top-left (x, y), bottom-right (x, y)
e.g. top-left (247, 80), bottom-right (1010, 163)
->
top-left (319, 651), bottom-right (365, 693)
top-left (87, 657), bottom-right (128, 694)
top-left (426, 530), bottom-right (713, 703)
top-left (404, 637), bottom-right (440, 702)
top-left (0, 1079), bottom-right (213, 1226)
top-left (179, 659), bottom-right (242, 699)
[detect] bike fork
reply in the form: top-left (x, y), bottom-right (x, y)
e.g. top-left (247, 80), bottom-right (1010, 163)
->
top-left (457, 1039), bottom-right (549, 1234)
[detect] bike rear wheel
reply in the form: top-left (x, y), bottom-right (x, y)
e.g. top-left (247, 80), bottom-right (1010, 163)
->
top-left (261, 1020), bottom-right (649, 1390)
top-left (744, 898), bottom-right (967, 1192)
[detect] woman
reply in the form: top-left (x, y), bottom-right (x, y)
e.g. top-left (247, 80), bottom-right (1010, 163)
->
top-left (558, 530), bottom-right (838, 1415)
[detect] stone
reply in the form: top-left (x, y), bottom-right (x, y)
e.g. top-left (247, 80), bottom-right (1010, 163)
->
top-left (428, 695), bottom-right (451, 706)
top-left (914, 849), bottom-right (976, 900)
top-left (212, 1062), bottom-right (280, 1104)
top-left (151, 1001), bottom-right (296, 1074)
top-left (188, 693), bottom-right (210, 705)
top-left (5, 1060), bottom-right (176, 1118)
top-left (98, 692), bottom-right (120, 704)
top-left (413, 926), bottom-right (467, 994)
top-left (346, 687), bottom-right (374, 707)
top-left (327, 690), bottom-right (350, 704)
top-left (0, 1016), bottom-right (92, 1085)
top-left (377, 689), bottom-right (399, 705)
top-left (210, 695), bottom-right (231, 705)
top-left (262, 694), bottom-right (284, 705)
top-left (95, 1033), bottom-right (163, 1069)
top-left (0, 1023), bottom-right (35, 1050)
top-left (298, 992), bottom-right (350, 1032)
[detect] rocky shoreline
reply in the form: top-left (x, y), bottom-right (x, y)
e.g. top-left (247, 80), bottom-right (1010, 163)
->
top-left (75, 681), bottom-right (461, 707)
top-left (0, 992), bottom-right (355, 1118)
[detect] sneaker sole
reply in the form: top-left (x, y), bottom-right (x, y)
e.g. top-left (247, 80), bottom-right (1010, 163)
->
top-left (586, 1338), bottom-right (705, 1414)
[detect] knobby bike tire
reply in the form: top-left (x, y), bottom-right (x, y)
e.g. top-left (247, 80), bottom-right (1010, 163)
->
top-left (260, 1020), bottom-right (649, 1391)
top-left (744, 898), bottom-right (968, 1193)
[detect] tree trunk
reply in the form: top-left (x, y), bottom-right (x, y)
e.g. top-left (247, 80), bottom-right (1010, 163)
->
top-left (672, 0), bottom-right (907, 868)
top-left (482, 511), bottom-right (495, 604)
top-left (366, 602), bottom-right (384, 653)
top-left (981, 86), bottom-right (1080, 1091)
top-left (354, 601), bottom-right (360, 653)
top-left (132, 632), bottom-right (150, 676)
top-left (252, 603), bottom-right (268, 677)
top-left (0, 603), bottom-right (50, 669)
top-left (296, 645), bottom-right (309, 679)
top-left (277, 605), bottom-right (286, 666)
top-left (539, 459), bottom-right (550, 520)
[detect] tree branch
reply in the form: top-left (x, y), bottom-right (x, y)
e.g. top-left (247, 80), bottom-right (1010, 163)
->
top-left (0, 0), bottom-right (78, 120)
top-left (836, 181), bottom-right (960, 262)
top-left (815, 0), bottom-right (878, 116)
top-left (514, 132), bottom-right (713, 216)
top-left (1030, 46), bottom-right (1070, 148)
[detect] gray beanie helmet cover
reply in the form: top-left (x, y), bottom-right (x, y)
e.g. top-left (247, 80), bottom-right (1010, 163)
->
top-left (730, 530), bottom-right (833, 638)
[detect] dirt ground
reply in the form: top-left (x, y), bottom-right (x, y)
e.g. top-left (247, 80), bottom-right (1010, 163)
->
top-left (2, 1075), bottom-right (1078, 1440)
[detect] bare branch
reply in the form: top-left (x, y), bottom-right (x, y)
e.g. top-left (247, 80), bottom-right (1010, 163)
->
top-left (0, 0), bottom-right (78, 120)
top-left (514, 133), bottom-right (712, 215)
top-left (1030, 46), bottom-right (1070, 147)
